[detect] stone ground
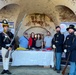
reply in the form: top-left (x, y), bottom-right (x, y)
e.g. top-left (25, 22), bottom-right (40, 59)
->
top-left (0, 65), bottom-right (69, 75)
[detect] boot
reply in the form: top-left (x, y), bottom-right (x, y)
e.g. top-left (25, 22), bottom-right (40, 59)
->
top-left (6, 70), bottom-right (12, 74)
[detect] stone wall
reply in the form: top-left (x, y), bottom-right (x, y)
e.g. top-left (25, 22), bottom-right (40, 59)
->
top-left (0, 0), bottom-right (76, 37)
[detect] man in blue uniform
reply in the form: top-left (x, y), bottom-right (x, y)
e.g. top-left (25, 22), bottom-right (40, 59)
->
top-left (52, 26), bottom-right (64, 73)
top-left (0, 19), bottom-right (14, 74)
top-left (64, 25), bottom-right (76, 75)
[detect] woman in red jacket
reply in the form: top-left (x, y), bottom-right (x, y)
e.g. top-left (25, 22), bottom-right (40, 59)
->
top-left (28, 32), bottom-right (36, 49)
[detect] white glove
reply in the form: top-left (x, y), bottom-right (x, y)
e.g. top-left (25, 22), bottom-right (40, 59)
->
top-left (53, 45), bottom-right (56, 49)
top-left (74, 31), bottom-right (76, 36)
top-left (64, 49), bottom-right (67, 53)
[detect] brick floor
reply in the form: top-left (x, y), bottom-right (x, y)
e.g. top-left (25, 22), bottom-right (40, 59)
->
top-left (0, 66), bottom-right (69, 75)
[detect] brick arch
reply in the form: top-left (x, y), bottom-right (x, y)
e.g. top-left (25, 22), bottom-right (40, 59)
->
top-left (55, 5), bottom-right (75, 15)
top-left (25, 26), bottom-right (48, 32)
top-left (0, 3), bottom-right (19, 10)
top-left (55, 5), bottom-right (76, 22)
top-left (54, 0), bottom-right (76, 15)
top-left (24, 26), bottom-right (49, 38)
top-left (0, 3), bottom-right (20, 26)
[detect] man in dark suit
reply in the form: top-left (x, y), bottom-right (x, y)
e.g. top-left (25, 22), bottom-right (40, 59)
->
top-left (52, 26), bottom-right (64, 73)
top-left (64, 25), bottom-right (76, 75)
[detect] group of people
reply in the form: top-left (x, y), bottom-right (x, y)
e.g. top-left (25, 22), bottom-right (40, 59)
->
top-left (0, 19), bottom-right (53, 74)
top-left (19, 31), bottom-right (53, 50)
top-left (0, 19), bottom-right (76, 75)
top-left (52, 25), bottom-right (76, 75)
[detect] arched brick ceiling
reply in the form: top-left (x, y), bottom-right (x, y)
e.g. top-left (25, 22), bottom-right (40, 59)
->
top-left (0, 0), bottom-right (76, 27)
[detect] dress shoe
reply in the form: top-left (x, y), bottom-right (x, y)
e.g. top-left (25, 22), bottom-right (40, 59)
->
top-left (57, 70), bottom-right (60, 73)
top-left (1, 70), bottom-right (6, 74)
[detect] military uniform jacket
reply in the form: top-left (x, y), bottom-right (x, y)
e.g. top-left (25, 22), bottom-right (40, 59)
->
top-left (64, 33), bottom-right (76, 62)
top-left (52, 32), bottom-right (64, 53)
top-left (0, 31), bottom-right (14, 49)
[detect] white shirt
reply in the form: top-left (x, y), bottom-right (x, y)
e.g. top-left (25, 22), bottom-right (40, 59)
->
top-left (44, 36), bottom-right (52, 47)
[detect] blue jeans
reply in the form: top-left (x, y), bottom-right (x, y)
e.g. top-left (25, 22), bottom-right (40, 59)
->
top-left (56, 53), bottom-right (62, 70)
top-left (69, 62), bottom-right (76, 75)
